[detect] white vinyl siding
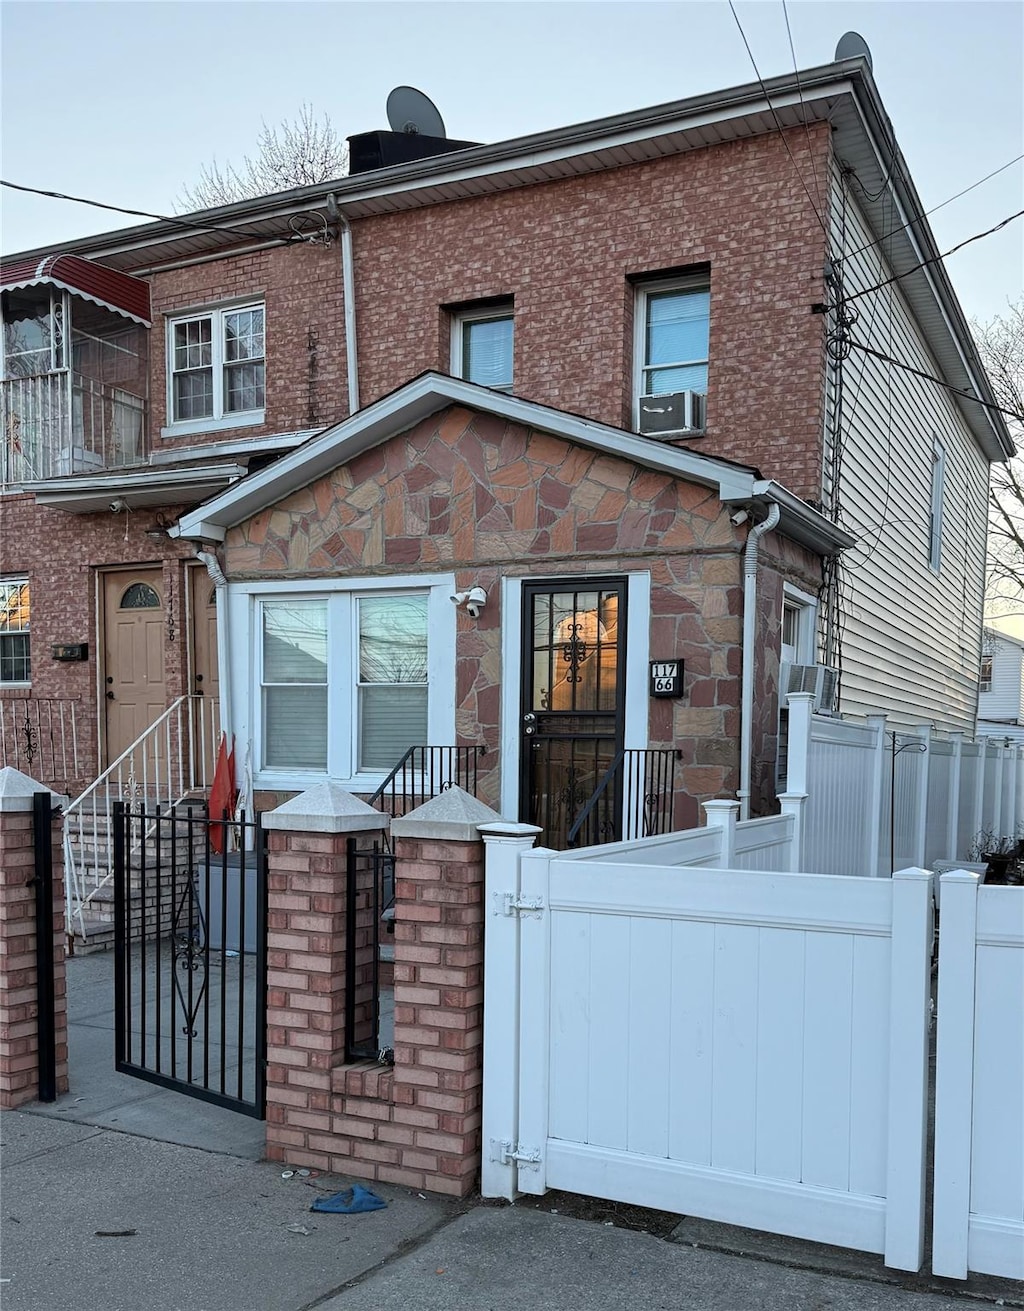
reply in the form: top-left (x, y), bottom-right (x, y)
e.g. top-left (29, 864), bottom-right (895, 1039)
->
top-left (823, 180), bottom-right (990, 733)
top-left (977, 636), bottom-right (1024, 724)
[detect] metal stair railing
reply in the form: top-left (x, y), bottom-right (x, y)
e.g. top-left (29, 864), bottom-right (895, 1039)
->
top-left (63, 694), bottom-right (219, 939)
top-left (566, 747), bottom-right (683, 849)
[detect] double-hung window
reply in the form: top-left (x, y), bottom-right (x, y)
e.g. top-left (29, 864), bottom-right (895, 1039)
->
top-left (257, 586), bottom-right (444, 782)
top-left (167, 302), bottom-right (265, 433)
top-left (0, 579), bottom-right (30, 684)
top-left (452, 307), bottom-right (514, 391)
top-left (635, 276), bottom-right (709, 434)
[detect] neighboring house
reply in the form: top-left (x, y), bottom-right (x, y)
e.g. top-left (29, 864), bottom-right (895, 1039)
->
top-left (0, 52), bottom-right (1012, 842)
top-left (977, 627), bottom-right (1024, 744)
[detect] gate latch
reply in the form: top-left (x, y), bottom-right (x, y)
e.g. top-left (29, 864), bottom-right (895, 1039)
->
top-left (500, 892), bottom-right (544, 918)
top-left (495, 1140), bottom-right (542, 1169)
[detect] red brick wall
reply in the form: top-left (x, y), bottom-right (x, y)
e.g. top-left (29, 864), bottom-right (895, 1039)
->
top-left (131, 124), bottom-right (829, 497)
top-left (0, 493), bottom-right (200, 792)
top-left (0, 804), bottom-right (68, 1108)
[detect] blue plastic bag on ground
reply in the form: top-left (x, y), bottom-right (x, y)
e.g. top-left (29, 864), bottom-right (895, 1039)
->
top-left (310, 1184), bottom-right (387, 1214)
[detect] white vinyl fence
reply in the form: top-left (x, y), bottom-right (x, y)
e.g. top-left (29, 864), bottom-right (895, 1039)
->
top-left (481, 821), bottom-right (934, 1273)
top-left (784, 693), bottom-right (1024, 878)
top-left (933, 873), bottom-right (1024, 1281)
top-left (481, 816), bottom-right (1023, 1280)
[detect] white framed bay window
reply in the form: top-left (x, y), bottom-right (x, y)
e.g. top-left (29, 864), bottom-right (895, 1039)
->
top-left (244, 576), bottom-right (455, 788)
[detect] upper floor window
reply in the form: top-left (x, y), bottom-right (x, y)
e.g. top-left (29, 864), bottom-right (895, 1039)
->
top-left (166, 303), bottom-right (264, 434)
top-left (980, 654), bottom-right (993, 694)
top-left (928, 438), bottom-right (945, 571)
top-left (634, 277), bottom-right (709, 435)
top-left (452, 307), bottom-right (513, 391)
top-left (0, 579), bottom-right (30, 684)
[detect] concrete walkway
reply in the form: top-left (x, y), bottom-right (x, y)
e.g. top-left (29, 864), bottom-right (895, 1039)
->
top-left (4, 956), bottom-right (1021, 1311)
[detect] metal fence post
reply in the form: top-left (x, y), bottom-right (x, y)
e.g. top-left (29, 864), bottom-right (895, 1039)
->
top-left (31, 792), bottom-right (57, 1103)
top-left (866, 715), bottom-right (888, 876)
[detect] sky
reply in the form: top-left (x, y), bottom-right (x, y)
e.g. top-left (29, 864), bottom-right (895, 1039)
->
top-left (0, 0), bottom-right (1021, 327)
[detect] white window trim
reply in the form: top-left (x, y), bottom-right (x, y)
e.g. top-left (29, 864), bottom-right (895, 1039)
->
top-left (781, 583), bottom-right (818, 666)
top-left (929, 437), bottom-right (946, 572)
top-left (450, 305), bottom-right (514, 392)
top-left (164, 301), bottom-right (265, 436)
top-left (229, 573), bottom-right (456, 792)
top-left (632, 274), bottom-right (710, 431)
top-left (0, 575), bottom-right (30, 687)
top-left (499, 571), bottom-right (651, 822)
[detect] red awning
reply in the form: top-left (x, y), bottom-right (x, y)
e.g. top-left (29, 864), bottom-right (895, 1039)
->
top-left (0, 253), bottom-right (151, 326)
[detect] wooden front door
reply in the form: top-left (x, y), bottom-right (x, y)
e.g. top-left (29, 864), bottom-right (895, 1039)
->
top-left (188, 565), bottom-right (220, 782)
top-left (102, 569), bottom-right (166, 767)
top-left (519, 579), bottom-right (627, 848)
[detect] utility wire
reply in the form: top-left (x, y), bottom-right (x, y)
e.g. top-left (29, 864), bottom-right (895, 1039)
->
top-left (843, 206), bottom-right (1024, 306)
top-left (780, 0), bottom-right (826, 221)
top-left (846, 338), bottom-right (1024, 424)
top-left (0, 178), bottom-right (302, 246)
top-left (726, 0), bottom-right (830, 237)
top-left (842, 153), bottom-right (1024, 265)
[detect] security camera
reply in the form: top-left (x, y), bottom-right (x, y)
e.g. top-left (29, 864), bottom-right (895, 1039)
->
top-left (450, 591), bottom-right (469, 606)
top-left (465, 586), bottom-right (488, 619)
top-left (730, 509), bottom-right (749, 525)
top-left (109, 498), bottom-right (127, 514)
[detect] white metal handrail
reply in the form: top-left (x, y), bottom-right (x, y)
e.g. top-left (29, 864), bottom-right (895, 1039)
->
top-left (63, 694), bottom-right (220, 939)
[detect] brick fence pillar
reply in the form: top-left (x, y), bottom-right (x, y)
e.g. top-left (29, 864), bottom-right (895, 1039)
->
top-left (261, 782), bottom-right (388, 1164)
top-left (388, 786), bottom-right (501, 1197)
top-left (0, 768), bottom-right (69, 1108)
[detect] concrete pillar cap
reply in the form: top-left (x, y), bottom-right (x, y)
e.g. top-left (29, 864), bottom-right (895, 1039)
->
top-left (391, 785), bottom-right (503, 842)
top-left (262, 781), bottom-right (389, 834)
top-left (0, 767), bottom-right (68, 814)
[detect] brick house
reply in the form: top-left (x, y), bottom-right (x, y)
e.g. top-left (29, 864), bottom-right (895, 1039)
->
top-left (0, 54), bottom-right (1011, 854)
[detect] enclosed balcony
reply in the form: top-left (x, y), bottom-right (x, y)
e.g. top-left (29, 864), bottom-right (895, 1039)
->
top-left (1, 256), bottom-right (151, 489)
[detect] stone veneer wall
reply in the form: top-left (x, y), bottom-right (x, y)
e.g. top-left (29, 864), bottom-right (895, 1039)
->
top-left (226, 407), bottom-right (820, 823)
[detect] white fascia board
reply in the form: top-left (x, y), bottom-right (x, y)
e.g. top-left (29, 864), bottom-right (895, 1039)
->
top-left (29, 463), bottom-right (246, 515)
top-left (172, 373), bottom-right (758, 540)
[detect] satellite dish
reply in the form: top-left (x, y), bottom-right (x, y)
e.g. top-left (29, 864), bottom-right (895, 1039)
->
top-left (387, 86), bottom-right (446, 138)
top-left (835, 31), bottom-right (873, 70)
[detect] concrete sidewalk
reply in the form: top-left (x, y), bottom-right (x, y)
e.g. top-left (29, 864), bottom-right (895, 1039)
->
top-left (3, 1105), bottom-right (1023, 1311)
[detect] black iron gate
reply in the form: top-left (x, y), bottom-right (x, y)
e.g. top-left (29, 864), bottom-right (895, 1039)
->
top-left (345, 835), bottom-right (395, 1065)
top-left (113, 801), bottom-right (267, 1119)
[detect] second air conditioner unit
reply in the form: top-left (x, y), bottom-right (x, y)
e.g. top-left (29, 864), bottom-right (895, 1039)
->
top-left (637, 390), bottom-right (706, 437)
top-left (780, 662), bottom-right (839, 714)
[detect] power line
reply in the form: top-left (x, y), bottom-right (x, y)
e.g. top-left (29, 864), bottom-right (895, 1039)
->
top-left (842, 153), bottom-right (1024, 265)
top-left (726, 0), bottom-right (829, 238)
top-left (846, 337), bottom-right (1024, 425)
top-left (843, 206), bottom-right (1024, 306)
top-left (0, 178), bottom-right (301, 247)
top-left (780, 0), bottom-right (826, 221)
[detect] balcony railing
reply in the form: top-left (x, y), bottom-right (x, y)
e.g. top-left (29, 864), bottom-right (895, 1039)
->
top-left (0, 695), bottom-right (81, 793)
top-left (1, 371), bottom-right (146, 487)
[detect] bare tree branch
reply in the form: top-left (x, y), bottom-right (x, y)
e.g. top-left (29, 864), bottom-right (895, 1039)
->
top-left (975, 299), bottom-right (1024, 615)
top-left (177, 105), bottom-right (348, 210)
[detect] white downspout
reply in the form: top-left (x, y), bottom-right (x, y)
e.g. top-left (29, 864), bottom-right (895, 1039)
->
top-left (328, 194), bottom-right (360, 414)
top-left (196, 549), bottom-right (230, 745)
top-left (738, 502), bottom-right (780, 821)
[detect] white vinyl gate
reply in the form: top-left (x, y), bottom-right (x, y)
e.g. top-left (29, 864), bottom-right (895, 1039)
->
top-left (481, 830), bottom-right (934, 1273)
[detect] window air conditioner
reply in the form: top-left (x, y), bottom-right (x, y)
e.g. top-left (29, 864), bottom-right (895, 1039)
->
top-left (780, 662), bottom-right (839, 713)
top-left (637, 390), bottom-right (706, 437)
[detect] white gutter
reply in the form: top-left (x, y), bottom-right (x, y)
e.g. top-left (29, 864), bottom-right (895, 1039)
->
top-left (328, 195), bottom-right (360, 414)
top-left (738, 502), bottom-right (780, 821)
top-left (196, 549), bottom-right (231, 746)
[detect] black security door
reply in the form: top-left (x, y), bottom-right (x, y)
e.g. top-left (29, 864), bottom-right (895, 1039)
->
top-left (520, 579), bottom-right (627, 848)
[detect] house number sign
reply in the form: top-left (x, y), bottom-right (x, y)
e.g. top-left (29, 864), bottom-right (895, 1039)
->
top-left (649, 660), bottom-right (683, 698)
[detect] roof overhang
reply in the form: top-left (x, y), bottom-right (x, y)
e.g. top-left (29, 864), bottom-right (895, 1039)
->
top-left (0, 254), bottom-right (151, 326)
top-left (170, 372), bottom-right (853, 557)
top-left (4, 58), bottom-right (1006, 459)
top-left (25, 462), bottom-right (246, 514)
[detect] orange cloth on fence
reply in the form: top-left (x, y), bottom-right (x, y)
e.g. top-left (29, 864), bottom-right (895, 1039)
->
top-left (208, 734), bottom-right (237, 855)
